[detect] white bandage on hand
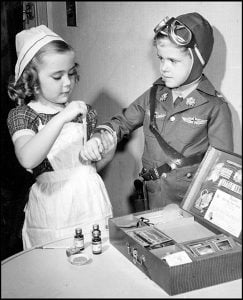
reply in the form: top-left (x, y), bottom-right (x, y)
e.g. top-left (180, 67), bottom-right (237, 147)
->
top-left (92, 136), bottom-right (101, 146)
top-left (96, 125), bottom-right (115, 136)
top-left (92, 136), bottom-right (104, 154)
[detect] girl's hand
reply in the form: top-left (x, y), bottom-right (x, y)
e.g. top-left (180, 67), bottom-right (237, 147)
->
top-left (80, 130), bottom-right (117, 162)
top-left (80, 134), bottom-right (104, 161)
top-left (59, 100), bottom-right (87, 123)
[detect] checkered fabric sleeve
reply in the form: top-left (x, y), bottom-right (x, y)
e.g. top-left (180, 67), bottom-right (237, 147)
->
top-left (86, 104), bottom-right (98, 139)
top-left (72, 104), bottom-right (97, 139)
top-left (7, 105), bottom-right (41, 137)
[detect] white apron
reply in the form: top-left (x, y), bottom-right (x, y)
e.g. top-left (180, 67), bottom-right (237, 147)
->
top-left (22, 120), bottom-right (113, 249)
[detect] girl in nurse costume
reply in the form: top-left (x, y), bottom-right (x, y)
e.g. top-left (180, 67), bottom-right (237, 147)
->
top-left (7, 25), bottom-right (116, 249)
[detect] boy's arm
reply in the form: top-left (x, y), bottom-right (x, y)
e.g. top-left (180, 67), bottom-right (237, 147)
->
top-left (208, 101), bottom-right (234, 152)
top-left (80, 89), bottom-right (149, 161)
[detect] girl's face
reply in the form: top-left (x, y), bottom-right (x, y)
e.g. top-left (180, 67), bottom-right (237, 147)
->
top-left (36, 51), bottom-right (76, 108)
top-left (156, 37), bottom-right (192, 88)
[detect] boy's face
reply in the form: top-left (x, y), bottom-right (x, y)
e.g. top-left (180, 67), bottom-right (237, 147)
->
top-left (156, 37), bottom-right (192, 88)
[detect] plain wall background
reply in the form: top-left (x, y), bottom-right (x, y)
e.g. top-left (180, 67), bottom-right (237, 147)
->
top-left (47, 1), bottom-right (242, 216)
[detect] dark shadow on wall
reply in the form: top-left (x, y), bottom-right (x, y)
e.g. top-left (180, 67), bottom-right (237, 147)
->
top-left (204, 26), bottom-right (226, 90)
top-left (206, 26), bottom-right (242, 155)
top-left (92, 90), bottom-right (141, 217)
top-left (148, 25), bottom-right (241, 155)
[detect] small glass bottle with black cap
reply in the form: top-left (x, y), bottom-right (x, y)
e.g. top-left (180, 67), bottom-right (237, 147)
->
top-left (92, 224), bottom-right (102, 254)
top-left (74, 228), bottom-right (84, 251)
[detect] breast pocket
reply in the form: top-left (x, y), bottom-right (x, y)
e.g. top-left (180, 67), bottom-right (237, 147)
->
top-left (143, 108), bottom-right (166, 137)
top-left (143, 108), bottom-right (154, 137)
top-left (175, 115), bottom-right (208, 145)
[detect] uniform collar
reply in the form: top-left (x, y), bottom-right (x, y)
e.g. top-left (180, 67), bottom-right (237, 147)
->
top-left (152, 77), bottom-right (165, 86)
top-left (154, 74), bottom-right (217, 115)
top-left (196, 74), bottom-right (216, 96)
top-left (153, 74), bottom-right (215, 94)
top-left (172, 76), bottom-right (202, 101)
top-left (174, 75), bottom-right (215, 112)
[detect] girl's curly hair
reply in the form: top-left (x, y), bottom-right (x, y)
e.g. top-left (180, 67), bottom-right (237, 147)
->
top-left (8, 40), bottom-right (79, 106)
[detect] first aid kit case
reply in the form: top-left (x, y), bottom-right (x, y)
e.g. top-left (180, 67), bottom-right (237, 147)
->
top-left (109, 146), bottom-right (242, 295)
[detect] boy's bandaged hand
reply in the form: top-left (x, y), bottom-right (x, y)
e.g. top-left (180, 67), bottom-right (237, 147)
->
top-left (100, 130), bottom-right (117, 155)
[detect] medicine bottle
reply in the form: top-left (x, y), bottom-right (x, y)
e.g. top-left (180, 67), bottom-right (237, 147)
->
top-left (92, 224), bottom-right (101, 236)
top-left (92, 225), bottom-right (102, 254)
top-left (74, 228), bottom-right (84, 251)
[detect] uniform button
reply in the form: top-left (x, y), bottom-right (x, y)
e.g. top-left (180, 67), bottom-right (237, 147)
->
top-left (170, 116), bottom-right (175, 122)
top-left (187, 172), bottom-right (192, 178)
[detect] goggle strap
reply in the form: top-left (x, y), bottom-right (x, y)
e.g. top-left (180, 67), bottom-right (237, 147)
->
top-left (154, 16), bottom-right (171, 33)
top-left (156, 28), bottom-right (168, 36)
top-left (188, 48), bottom-right (194, 71)
top-left (194, 45), bottom-right (205, 66)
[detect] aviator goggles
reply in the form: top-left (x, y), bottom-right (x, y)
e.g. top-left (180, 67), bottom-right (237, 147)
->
top-left (154, 17), bottom-right (205, 66)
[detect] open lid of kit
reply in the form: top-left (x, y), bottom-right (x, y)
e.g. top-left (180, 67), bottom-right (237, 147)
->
top-left (181, 146), bottom-right (242, 244)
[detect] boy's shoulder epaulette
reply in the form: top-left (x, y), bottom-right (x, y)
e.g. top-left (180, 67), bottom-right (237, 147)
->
top-left (215, 91), bottom-right (226, 102)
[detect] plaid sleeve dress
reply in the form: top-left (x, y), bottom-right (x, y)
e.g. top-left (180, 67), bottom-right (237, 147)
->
top-left (7, 102), bottom-right (113, 249)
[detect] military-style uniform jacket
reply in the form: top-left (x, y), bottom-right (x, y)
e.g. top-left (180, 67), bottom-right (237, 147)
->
top-left (98, 75), bottom-right (233, 208)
